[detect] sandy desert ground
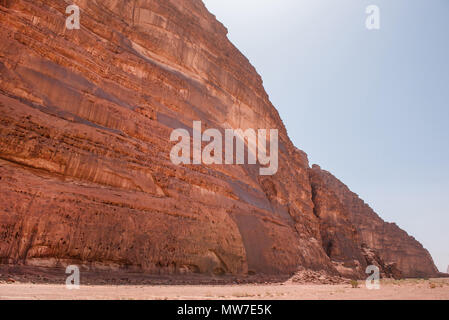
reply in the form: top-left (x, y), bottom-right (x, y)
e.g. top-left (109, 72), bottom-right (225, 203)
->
top-left (0, 278), bottom-right (448, 300)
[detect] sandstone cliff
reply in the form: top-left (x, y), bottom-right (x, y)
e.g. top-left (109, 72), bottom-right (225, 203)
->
top-left (309, 165), bottom-right (439, 278)
top-left (0, 0), bottom-right (439, 279)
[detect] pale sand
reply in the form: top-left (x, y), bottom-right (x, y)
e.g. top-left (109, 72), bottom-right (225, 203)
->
top-left (0, 279), bottom-right (448, 300)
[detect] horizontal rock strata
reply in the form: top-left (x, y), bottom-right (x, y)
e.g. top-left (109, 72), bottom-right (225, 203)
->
top-left (0, 0), bottom-right (439, 279)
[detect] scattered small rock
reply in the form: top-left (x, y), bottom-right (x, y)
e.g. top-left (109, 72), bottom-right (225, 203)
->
top-left (287, 267), bottom-right (349, 285)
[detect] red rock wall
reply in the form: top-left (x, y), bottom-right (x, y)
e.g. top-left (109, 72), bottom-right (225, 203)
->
top-left (309, 165), bottom-right (439, 278)
top-left (0, 0), bottom-right (438, 278)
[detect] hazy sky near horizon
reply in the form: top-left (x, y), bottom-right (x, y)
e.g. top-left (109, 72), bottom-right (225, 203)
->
top-left (203, 0), bottom-right (449, 272)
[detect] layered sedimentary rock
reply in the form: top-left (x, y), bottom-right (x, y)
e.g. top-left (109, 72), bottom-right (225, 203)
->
top-left (0, 0), bottom-right (439, 278)
top-left (309, 165), bottom-right (439, 278)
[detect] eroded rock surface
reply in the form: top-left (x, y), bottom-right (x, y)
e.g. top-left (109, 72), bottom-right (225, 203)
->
top-left (309, 165), bottom-right (438, 278)
top-left (0, 0), bottom-right (439, 279)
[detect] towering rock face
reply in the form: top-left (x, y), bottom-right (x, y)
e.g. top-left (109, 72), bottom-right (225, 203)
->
top-left (309, 165), bottom-right (439, 278)
top-left (0, 0), bottom-right (438, 278)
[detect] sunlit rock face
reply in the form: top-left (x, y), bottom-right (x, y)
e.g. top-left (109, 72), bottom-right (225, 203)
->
top-left (309, 165), bottom-right (439, 278)
top-left (0, 0), bottom-right (439, 278)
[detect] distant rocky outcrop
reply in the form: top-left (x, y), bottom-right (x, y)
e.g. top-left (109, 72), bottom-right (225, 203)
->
top-left (0, 0), bottom-right (439, 279)
top-left (309, 165), bottom-right (438, 278)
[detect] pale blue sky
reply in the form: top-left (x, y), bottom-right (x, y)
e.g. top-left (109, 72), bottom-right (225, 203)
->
top-left (203, 0), bottom-right (449, 272)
